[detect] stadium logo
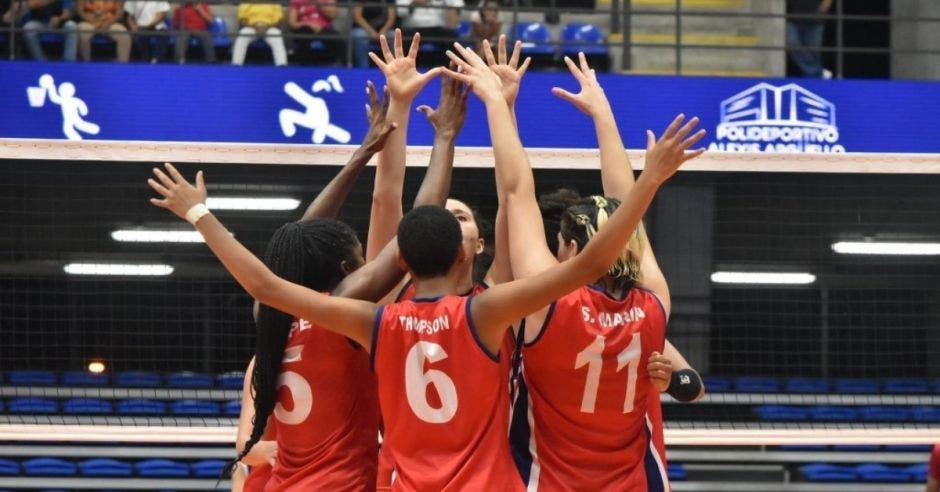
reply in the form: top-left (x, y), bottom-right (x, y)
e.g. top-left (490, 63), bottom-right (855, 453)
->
top-left (279, 75), bottom-right (351, 144)
top-left (27, 74), bottom-right (100, 141)
top-left (710, 83), bottom-right (845, 153)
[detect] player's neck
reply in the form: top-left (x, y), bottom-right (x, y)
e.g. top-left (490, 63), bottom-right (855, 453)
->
top-left (411, 269), bottom-right (465, 299)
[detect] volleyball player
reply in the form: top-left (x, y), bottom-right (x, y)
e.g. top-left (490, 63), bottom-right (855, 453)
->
top-left (485, 49), bottom-right (706, 490)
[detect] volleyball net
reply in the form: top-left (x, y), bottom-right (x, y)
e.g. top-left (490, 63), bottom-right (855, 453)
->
top-left (1, 138), bottom-right (939, 445)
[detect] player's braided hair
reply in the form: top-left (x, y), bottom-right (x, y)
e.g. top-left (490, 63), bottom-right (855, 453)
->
top-left (234, 218), bottom-right (360, 467)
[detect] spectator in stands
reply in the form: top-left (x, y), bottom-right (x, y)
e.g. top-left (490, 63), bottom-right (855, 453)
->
top-left (1, 0), bottom-right (13, 27)
top-left (350, 0), bottom-right (395, 68)
top-left (927, 444), bottom-right (940, 492)
top-left (231, 1), bottom-right (287, 66)
top-left (786, 0), bottom-right (832, 78)
top-left (172, 2), bottom-right (215, 63)
top-left (124, 0), bottom-right (170, 63)
top-left (395, 0), bottom-right (463, 42)
top-left (470, 0), bottom-right (500, 55)
top-left (287, 0), bottom-right (342, 66)
top-left (21, 0), bottom-right (79, 61)
top-left (77, 0), bottom-right (131, 62)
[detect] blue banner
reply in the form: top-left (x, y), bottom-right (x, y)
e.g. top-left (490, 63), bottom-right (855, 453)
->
top-left (1, 61), bottom-right (938, 153)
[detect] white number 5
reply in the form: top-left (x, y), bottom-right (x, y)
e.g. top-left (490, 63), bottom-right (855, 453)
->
top-left (405, 341), bottom-right (458, 424)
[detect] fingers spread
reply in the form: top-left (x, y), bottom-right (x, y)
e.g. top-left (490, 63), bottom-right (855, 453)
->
top-left (368, 51), bottom-right (387, 70)
top-left (407, 32), bottom-right (420, 59)
top-left (153, 167), bottom-right (175, 189)
top-left (393, 28), bottom-right (404, 58)
top-left (148, 178), bottom-right (170, 197)
top-left (509, 39), bottom-right (522, 68)
top-left (482, 39), bottom-right (497, 66)
top-left (378, 34), bottom-right (393, 62)
top-left (497, 34), bottom-right (507, 65)
top-left (674, 116), bottom-right (700, 141)
top-left (562, 56), bottom-right (582, 80)
top-left (662, 113), bottom-right (686, 140)
top-left (149, 197), bottom-right (168, 208)
top-left (517, 56), bottom-right (532, 77)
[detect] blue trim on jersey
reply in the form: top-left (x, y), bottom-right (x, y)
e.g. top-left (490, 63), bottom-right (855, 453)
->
top-left (524, 300), bottom-right (557, 348)
top-left (465, 296), bottom-right (500, 362)
top-left (635, 286), bottom-right (669, 324)
top-left (508, 374), bottom-right (533, 485)
top-left (412, 295), bottom-right (444, 302)
top-left (644, 419), bottom-right (666, 492)
top-left (369, 306), bottom-right (384, 371)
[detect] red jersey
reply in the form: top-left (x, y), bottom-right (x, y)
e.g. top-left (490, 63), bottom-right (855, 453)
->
top-left (930, 444), bottom-right (940, 480)
top-left (511, 285), bottom-right (669, 491)
top-left (264, 317), bottom-right (380, 491)
top-left (243, 464), bottom-right (272, 492)
top-left (372, 295), bottom-right (523, 491)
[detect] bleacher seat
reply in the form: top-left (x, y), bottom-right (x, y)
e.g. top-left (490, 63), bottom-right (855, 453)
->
top-left (217, 371), bottom-right (245, 389)
top-left (785, 377), bottom-right (829, 393)
top-left (116, 399), bottom-right (168, 415)
top-left (860, 406), bottom-right (910, 422)
top-left (855, 463), bottom-right (911, 482)
top-left (810, 405), bottom-right (859, 422)
top-left (512, 22), bottom-right (555, 56)
top-left (115, 371), bottom-right (162, 387)
top-left (224, 400), bottom-right (242, 416)
top-left (702, 376), bottom-right (732, 392)
top-left (832, 444), bottom-right (880, 452)
top-left (456, 20), bottom-right (472, 40)
top-left (62, 371), bottom-right (109, 386)
top-left (834, 378), bottom-right (880, 393)
top-left (191, 459), bottom-right (227, 478)
top-left (912, 406), bottom-right (940, 422)
top-left (208, 17), bottom-right (233, 49)
top-left (667, 463), bottom-right (687, 481)
top-left (0, 459), bottom-right (19, 476)
top-left (79, 458), bottom-right (133, 477)
top-left (907, 463), bottom-right (928, 482)
top-left (0, 400), bottom-right (4, 412)
top-left (755, 405), bottom-right (810, 421)
top-left (9, 397), bottom-right (57, 413)
top-left (560, 23), bottom-right (608, 56)
top-left (885, 444), bottom-right (931, 452)
top-left (884, 378), bottom-right (928, 394)
top-left (168, 371), bottom-right (213, 388)
top-left (63, 398), bottom-right (113, 414)
top-left (23, 458), bottom-right (77, 477)
top-left (799, 463), bottom-right (858, 482)
top-left (136, 459), bottom-right (190, 478)
top-left (735, 377), bottom-right (781, 393)
top-left (171, 399), bottom-right (221, 415)
top-left (9, 370), bottom-right (56, 385)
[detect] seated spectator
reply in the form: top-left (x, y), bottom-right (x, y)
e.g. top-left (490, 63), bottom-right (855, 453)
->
top-left (287, 0), bottom-right (342, 65)
top-left (350, 0), bottom-right (395, 68)
top-left (395, 0), bottom-right (463, 42)
top-left (470, 0), bottom-right (499, 54)
top-left (231, 1), bottom-right (286, 66)
top-left (124, 0), bottom-right (170, 63)
top-left (172, 1), bottom-right (215, 63)
top-left (77, 0), bottom-right (131, 62)
top-left (22, 0), bottom-right (79, 61)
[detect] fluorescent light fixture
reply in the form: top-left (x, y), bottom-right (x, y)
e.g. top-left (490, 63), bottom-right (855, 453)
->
top-left (64, 263), bottom-right (174, 276)
top-left (111, 229), bottom-right (204, 243)
top-left (711, 271), bottom-right (816, 285)
top-left (88, 360), bottom-right (106, 374)
top-left (206, 197), bottom-right (300, 211)
top-left (832, 241), bottom-right (940, 256)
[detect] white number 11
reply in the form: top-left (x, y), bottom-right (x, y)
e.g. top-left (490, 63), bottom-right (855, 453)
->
top-left (574, 333), bottom-right (642, 414)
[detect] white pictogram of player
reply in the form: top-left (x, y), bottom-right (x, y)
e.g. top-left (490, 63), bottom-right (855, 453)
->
top-left (279, 74), bottom-right (351, 144)
top-left (27, 74), bottom-right (100, 141)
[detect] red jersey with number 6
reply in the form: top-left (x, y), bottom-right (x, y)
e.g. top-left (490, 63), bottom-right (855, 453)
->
top-left (372, 295), bottom-right (524, 491)
top-left (510, 285), bottom-right (669, 492)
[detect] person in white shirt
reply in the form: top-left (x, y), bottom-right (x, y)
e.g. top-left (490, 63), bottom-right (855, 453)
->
top-left (396, 0), bottom-right (463, 41)
top-left (124, 0), bottom-right (171, 63)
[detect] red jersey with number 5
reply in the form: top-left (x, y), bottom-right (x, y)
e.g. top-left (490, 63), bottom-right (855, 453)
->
top-left (511, 285), bottom-right (669, 492)
top-left (372, 295), bottom-right (524, 491)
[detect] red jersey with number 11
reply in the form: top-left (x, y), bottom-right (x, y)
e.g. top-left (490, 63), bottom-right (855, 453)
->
top-left (372, 295), bottom-right (523, 491)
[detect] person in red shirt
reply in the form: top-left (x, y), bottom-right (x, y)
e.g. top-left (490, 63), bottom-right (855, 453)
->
top-left (287, 0), bottom-right (342, 65)
top-left (928, 444), bottom-right (940, 492)
top-left (173, 2), bottom-right (215, 63)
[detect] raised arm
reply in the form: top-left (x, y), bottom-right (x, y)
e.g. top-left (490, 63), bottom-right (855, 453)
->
top-left (366, 30), bottom-right (442, 261)
top-left (148, 164), bottom-right (377, 349)
top-left (300, 82), bottom-right (396, 221)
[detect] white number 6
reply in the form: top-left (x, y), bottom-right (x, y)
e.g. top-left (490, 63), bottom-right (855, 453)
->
top-left (405, 341), bottom-right (458, 424)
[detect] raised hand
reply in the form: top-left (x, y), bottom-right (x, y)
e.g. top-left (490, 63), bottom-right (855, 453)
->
top-left (148, 163), bottom-right (207, 221)
top-left (480, 35), bottom-right (531, 108)
top-left (551, 52), bottom-right (611, 118)
top-left (417, 64), bottom-right (469, 140)
top-left (442, 42), bottom-right (503, 105)
top-left (369, 29), bottom-right (442, 102)
top-left (642, 114), bottom-right (707, 184)
top-left (647, 351), bottom-right (673, 393)
top-left (361, 80), bottom-right (398, 153)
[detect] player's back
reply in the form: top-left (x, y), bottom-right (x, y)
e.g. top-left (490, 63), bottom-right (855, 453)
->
top-left (266, 317), bottom-right (380, 491)
top-left (373, 295), bottom-right (523, 491)
top-left (512, 285), bottom-right (669, 492)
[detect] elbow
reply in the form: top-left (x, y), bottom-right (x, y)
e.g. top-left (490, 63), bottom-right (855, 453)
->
top-left (243, 271), bottom-right (279, 307)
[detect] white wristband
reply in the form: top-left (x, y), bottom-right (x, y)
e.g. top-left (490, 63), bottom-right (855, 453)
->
top-left (185, 203), bottom-right (211, 225)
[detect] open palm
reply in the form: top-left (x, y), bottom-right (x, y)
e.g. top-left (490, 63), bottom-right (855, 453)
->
top-left (481, 35), bottom-right (531, 107)
top-left (369, 29), bottom-right (442, 101)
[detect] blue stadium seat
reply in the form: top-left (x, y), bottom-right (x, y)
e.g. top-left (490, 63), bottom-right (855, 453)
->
top-left (9, 370), bottom-right (57, 385)
top-left (861, 406), bottom-right (910, 422)
top-left (884, 378), bottom-right (928, 394)
top-left (0, 400), bottom-right (4, 412)
top-left (115, 371), bottom-right (162, 387)
top-left (0, 459), bottom-right (19, 476)
top-left (9, 397), bottom-right (57, 413)
top-left (855, 463), bottom-right (911, 483)
top-left (702, 376), bottom-right (732, 392)
top-left (667, 463), bottom-right (687, 481)
top-left (799, 463), bottom-right (858, 482)
top-left (785, 377), bottom-right (829, 393)
top-left (885, 444), bottom-right (931, 452)
top-left (217, 371), bottom-right (245, 389)
top-left (512, 22), bottom-right (555, 56)
top-left (191, 459), bottom-right (227, 478)
top-left (136, 459), bottom-right (190, 478)
top-left (907, 463), bottom-right (928, 482)
top-left (832, 444), bottom-right (880, 452)
top-left (810, 405), bottom-right (859, 422)
top-left (79, 458), bottom-right (133, 477)
top-left (560, 23), bottom-right (608, 56)
top-left (117, 399), bottom-right (168, 415)
top-left (208, 17), bottom-right (233, 49)
top-left (63, 371), bottom-right (109, 386)
top-left (834, 378), bottom-right (880, 393)
top-left (912, 406), bottom-right (940, 422)
top-left (168, 371), bottom-right (213, 388)
top-left (755, 405), bottom-right (810, 421)
top-left (223, 400), bottom-right (242, 416)
top-left (779, 445), bottom-right (828, 451)
top-left (456, 20), bottom-right (472, 40)
top-left (23, 458), bottom-right (77, 477)
top-left (735, 376), bottom-right (781, 393)
top-left (63, 398), bottom-right (113, 414)
top-left (171, 399), bottom-right (221, 415)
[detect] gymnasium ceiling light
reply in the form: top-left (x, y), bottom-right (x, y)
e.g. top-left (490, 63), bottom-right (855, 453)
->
top-left (111, 229), bottom-right (204, 243)
top-left (831, 241), bottom-right (940, 256)
top-left (710, 271), bottom-right (816, 285)
top-left (206, 197), bottom-right (300, 211)
top-left (64, 263), bottom-right (174, 276)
